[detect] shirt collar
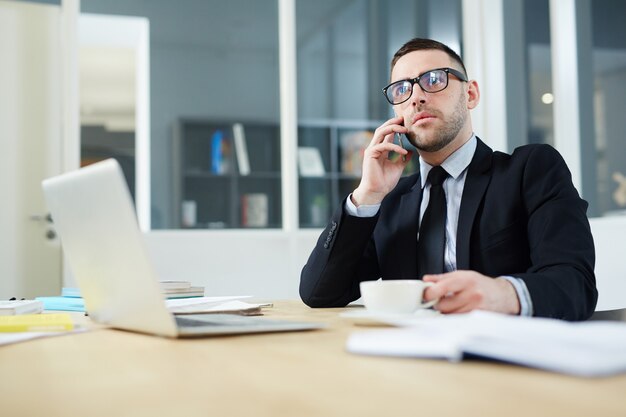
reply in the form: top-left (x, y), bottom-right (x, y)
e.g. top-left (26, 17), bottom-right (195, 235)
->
top-left (419, 134), bottom-right (477, 189)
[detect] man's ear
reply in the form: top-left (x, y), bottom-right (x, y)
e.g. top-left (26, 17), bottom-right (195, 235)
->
top-left (467, 80), bottom-right (480, 110)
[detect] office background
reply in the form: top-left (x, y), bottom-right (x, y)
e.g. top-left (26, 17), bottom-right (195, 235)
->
top-left (1, 0), bottom-right (625, 306)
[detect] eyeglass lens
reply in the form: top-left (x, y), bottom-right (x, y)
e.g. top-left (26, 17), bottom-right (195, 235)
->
top-left (386, 69), bottom-right (449, 104)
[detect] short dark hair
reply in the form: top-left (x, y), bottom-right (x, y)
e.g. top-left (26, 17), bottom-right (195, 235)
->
top-left (391, 38), bottom-right (467, 78)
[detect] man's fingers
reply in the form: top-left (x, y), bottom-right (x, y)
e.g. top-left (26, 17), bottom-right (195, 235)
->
top-left (371, 120), bottom-right (407, 147)
top-left (422, 274), bottom-right (443, 283)
top-left (423, 273), bottom-right (457, 300)
top-left (423, 272), bottom-right (477, 303)
top-left (434, 291), bottom-right (476, 314)
top-left (366, 142), bottom-right (409, 158)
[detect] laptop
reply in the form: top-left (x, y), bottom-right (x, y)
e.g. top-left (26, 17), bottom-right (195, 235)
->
top-left (42, 158), bottom-right (323, 338)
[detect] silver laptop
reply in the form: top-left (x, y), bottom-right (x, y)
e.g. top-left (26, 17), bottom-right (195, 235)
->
top-left (42, 159), bottom-right (322, 338)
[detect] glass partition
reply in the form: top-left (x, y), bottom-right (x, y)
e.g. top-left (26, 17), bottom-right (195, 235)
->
top-left (589, 0), bottom-right (626, 216)
top-left (78, 14), bottom-right (148, 229)
top-left (295, 0), bottom-right (462, 228)
top-left (523, 0), bottom-right (554, 146)
top-left (81, 0), bottom-right (281, 229)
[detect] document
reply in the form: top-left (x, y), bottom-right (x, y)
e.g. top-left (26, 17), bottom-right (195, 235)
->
top-left (346, 311), bottom-right (626, 377)
top-left (165, 296), bottom-right (268, 315)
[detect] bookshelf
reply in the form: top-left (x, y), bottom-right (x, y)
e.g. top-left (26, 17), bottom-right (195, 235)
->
top-left (172, 118), bottom-right (419, 230)
top-left (172, 118), bottom-right (282, 229)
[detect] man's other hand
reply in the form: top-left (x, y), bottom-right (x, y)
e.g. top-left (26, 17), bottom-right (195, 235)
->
top-left (423, 270), bottom-right (521, 315)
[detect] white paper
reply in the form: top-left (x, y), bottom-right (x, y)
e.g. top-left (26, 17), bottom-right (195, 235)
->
top-left (165, 296), bottom-right (252, 308)
top-left (168, 300), bottom-right (264, 315)
top-left (346, 311), bottom-right (626, 377)
top-left (164, 296), bottom-right (269, 315)
top-left (347, 328), bottom-right (463, 361)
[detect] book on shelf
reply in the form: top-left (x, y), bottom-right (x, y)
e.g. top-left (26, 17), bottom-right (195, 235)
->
top-left (0, 313), bottom-right (74, 332)
top-left (340, 130), bottom-right (373, 176)
top-left (297, 147), bottom-right (325, 177)
top-left (0, 300), bottom-right (44, 316)
top-left (210, 129), bottom-right (231, 174)
top-left (241, 193), bottom-right (269, 227)
top-left (232, 122), bottom-right (250, 176)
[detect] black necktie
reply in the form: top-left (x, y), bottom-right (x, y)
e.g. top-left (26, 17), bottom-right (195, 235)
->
top-left (417, 166), bottom-right (449, 279)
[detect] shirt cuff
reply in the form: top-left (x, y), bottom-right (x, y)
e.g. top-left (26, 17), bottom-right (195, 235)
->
top-left (345, 194), bottom-right (380, 218)
top-left (501, 276), bottom-right (534, 317)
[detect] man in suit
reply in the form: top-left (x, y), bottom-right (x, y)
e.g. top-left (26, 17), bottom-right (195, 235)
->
top-left (299, 38), bottom-right (597, 321)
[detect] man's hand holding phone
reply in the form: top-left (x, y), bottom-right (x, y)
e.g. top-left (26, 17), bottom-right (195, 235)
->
top-left (351, 116), bottom-right (413, 207)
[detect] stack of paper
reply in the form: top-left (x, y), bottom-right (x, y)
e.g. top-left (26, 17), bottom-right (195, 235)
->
top-left (36, 296), bottom-right (85, 312)
top-left (159, 281), bottom-right (205, 298)
top-left (346, 311), bottom-right (626, 377)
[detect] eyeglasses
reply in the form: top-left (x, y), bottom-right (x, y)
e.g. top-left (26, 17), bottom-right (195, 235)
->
top-left (382, 67), bottom-right (468, 105)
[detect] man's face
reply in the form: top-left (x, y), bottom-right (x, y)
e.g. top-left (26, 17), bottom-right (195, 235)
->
top-left (390, 50), bottom-right (471, 153)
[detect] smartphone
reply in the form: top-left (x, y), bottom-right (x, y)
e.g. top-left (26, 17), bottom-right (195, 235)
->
top-left (395, 118), bottom-right (406, 161)
top-left (391, 132), bottom-right (406, 162)
top-left (396, 132), bottom-right (405, 151)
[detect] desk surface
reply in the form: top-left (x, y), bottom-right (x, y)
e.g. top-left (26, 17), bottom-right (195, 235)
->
top-left (1, 301), bottom-right (625, 417)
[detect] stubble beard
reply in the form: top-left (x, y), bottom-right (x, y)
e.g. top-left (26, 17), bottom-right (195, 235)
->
top-left (406, 92), bottom-right (468, 153)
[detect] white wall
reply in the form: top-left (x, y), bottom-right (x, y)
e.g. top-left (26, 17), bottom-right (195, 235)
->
top-left (144, 230), bottom-right (320, 299)
top-left (589, 217), bottom-right (626, 311)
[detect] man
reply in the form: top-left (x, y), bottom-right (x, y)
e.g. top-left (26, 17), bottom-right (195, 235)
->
top-left (299, 38), bottom-right (597, 321)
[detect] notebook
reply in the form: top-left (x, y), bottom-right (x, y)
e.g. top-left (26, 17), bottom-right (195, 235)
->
top-left (42, 159), bottom-right (323, 338)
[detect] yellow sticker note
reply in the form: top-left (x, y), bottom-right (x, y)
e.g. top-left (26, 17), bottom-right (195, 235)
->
top-left (0, 313), bottom-right (74, 332)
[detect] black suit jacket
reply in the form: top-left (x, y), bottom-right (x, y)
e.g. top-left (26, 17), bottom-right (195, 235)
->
top-left (299, 138), bottom-right (597, 321)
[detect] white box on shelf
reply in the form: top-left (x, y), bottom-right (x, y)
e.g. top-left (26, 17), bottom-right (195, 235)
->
top-left (181, 200), bottom-right (197, 227)
top-left (297, 147), bottom-right (325, 177)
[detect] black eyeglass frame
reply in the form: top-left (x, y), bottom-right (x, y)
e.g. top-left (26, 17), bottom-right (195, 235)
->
top-left (382, 67), bottom-right (468, 105)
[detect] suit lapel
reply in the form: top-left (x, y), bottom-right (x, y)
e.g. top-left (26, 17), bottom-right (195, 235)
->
top-left (456, 138), bottom-right (493, 270)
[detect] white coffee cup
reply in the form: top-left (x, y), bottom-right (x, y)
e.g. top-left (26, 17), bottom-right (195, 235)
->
top-left (359, 279), bottom-right (438, 314)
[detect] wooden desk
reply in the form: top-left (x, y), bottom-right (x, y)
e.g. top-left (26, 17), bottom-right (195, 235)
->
top-left (1, 301), bottom-right (625, 417)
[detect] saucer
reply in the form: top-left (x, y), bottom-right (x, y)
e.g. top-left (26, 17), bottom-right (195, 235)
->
top-left (339, 308), bottom-right (440, 327)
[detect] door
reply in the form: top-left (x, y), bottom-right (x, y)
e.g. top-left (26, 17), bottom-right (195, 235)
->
top-left (0, 1), bottom-right (64, 298)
